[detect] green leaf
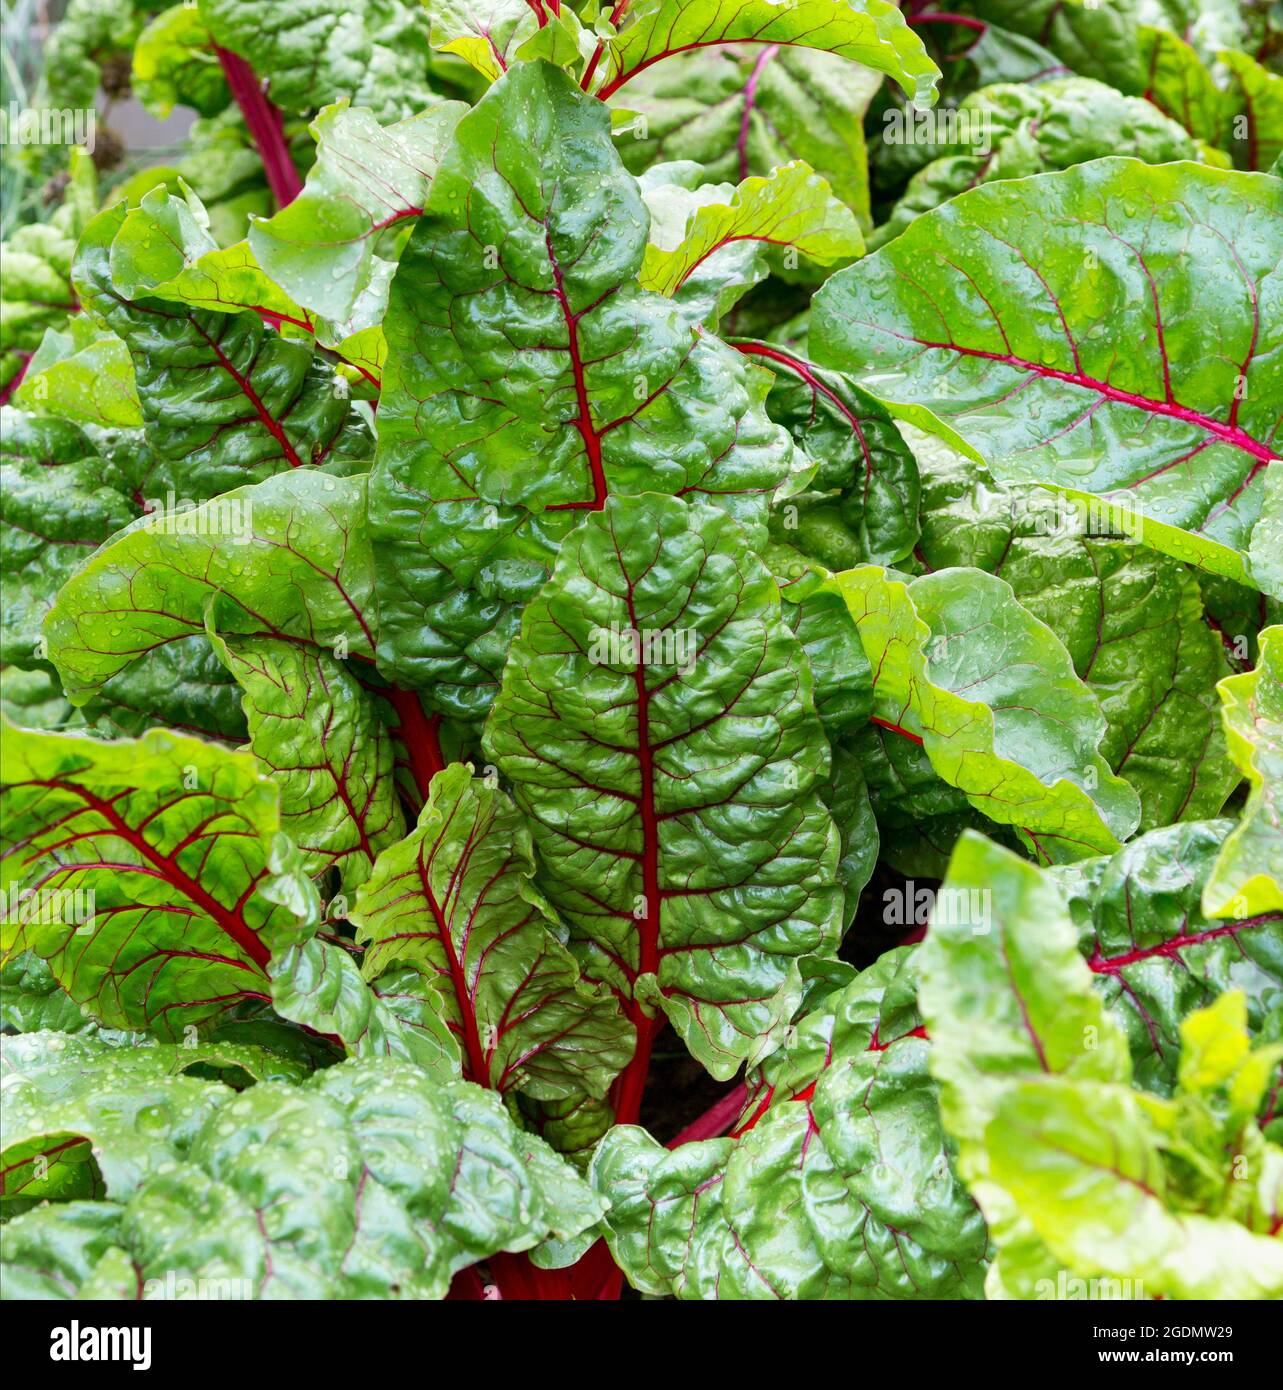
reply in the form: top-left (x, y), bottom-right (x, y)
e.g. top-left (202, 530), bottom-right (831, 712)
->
top-left (1222, 49), bottom-right (1283, 174)
top-left (614, 44), bottom-right (882, 225)
top-left (45, 470), bottom-right (376, 706)
top-left (828, 565), bottom-right (1140, 862)
top-left (352, 764), bottom-right (634, 1100)
top-left (593, 949), bottom-right (987, 1299)
top-left (199, 0), bottom-right (441, 123)
top-left (748, 340), bottom-right (920, 567)
top-left (0, 1041), bottom-right (605, 1298)
top-left (42, 0), bottom-right (147, 109)
top-left (210, 635), bottom-right (405, 893)
top-left (1203, 625), bottom-right (1283, 916)
top-left (812, 159), bottom-right (1283, 596)
top-left (132, 4), bottom-right (230, 120)
top-left (485, 493), bottom-right (841, 1079)
top-left (638, 160), bottom-right (862, 311)
top-left (1135, 24), bottom-right (1228, 145)
top-left (73, 194), bottom-right (369, 501)
top-left (870, 77), bottom-right (1199, 248)
top-left (911, 428), bottom-right (1238, 831)
top-left (962, 0), bottom-right (1145, 94)
top-left (0, 410), bottom-right (139, 668)
top-left (249, 100), bottom-right (466, 323)
top-left (1, 953), bottom-right (92, 1035)
top-left (593, 0), bottom-right (941, 107)
top-left (1, 720), bottom-right (319, 1036)
top-left (370, 62), bottom-right (799, 714)
top-left (14, 321), bottom-right (143, 429)
top-left (1052, 819), bottom-right (1283, 1094)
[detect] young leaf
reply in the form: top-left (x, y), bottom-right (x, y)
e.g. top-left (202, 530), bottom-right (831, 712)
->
top-left (1, 721), bottom-right (319, 1036)
top-left (352, 763), bottom-right (634, 1099)
top-left (812, 159), bottom-right (1283, 596)
top-left (828, 565), bottom-right (1141, 862)
top-left (484, 493), bottom-right (842, 1079)
top-left (1203, 625), bottom-right (1283, 916)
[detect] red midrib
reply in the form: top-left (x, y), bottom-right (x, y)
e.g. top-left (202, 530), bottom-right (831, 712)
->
top-left (416, 853), bottom-right (490, 1085)
top-left (545, 227), bottom-right (609, 509)
top-left (1088, 914), bottom-right (1277, 973)
top-left (891, 334), bottom-right (1277, 466)
top-left (188, 317), bottom-right (304, 468)
top-left (735, 340), bottom-right (874, 487)
top-left (46, 782), bottom-right (271, 971)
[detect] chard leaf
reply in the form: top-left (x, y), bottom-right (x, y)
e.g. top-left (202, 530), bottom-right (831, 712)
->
top-left (249, 101), bottom-right (467, 323)
top-left (371, 62), bottom-right (799, 714)
top-left (592, 0), bottom-right (941, 107)
top-left (593, 949), bottom-right (987, 1299)
top-left (1, 721), bottom-right (319, 1036)
top-left (1051, 820), bottom-right (1283, 1095)
top-left (911, 429), bottom-right (1238, 831)
top-left (1136, 23), bottom-right (1228, 145)
top-left (637, 160), bottom-right (862, 317)
top-left (132, 4), bottom-right (230, 120)
top-left (1203, 625), bottom-right (1283, 916)
top-left (14, 321), bottom-right (142, 430)
top-left (1, 953), bottom-right (92, 1035)
top-left (921, 834), bottom-right (1283, 1300)
top-left (73, 196), bottom-right (369, 501)
top-left (0, 410), bottom-right (139, 668)
top-left (210, 636), bottom-right (405, 893)
top-left (0, 1041), bottom-right (604, 1299)
top-left (812, 159), bottom-right (1283, 597)
top-left (961, 0), bottom-right (1145, 94)
top-left (870, 77), bottom-right (1199, 248)
top-left (829, 565), bottom-right (1140, 862)
top-left (199, 0), bottom-right (440, 123)
top-left (614, 44), bottom-right (882, 224)
top-left (1221, 49), bottom-right (1283, 172)
top-left (46, 470), bottom-right (376, 706)
top-left (484, 493), bottom-right (842, 1079)
top-left (746, 340), bottom-right (921, 567)
top-left (352, 764), bottom-right (634, 1100)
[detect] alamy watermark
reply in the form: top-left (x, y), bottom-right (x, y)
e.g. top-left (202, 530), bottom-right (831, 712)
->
top-left (0, 885), bottom-right (95, 928)
top-left (883, 880), bottom-right (992, 934)
top-left (0, 102), bottom-right (96, 153)
top-left (141, 490), bottom-right (254, 544)
top-left (587, 621), bottom-right (698, 675)
top-left (882, 104), bottom-right (992, 153)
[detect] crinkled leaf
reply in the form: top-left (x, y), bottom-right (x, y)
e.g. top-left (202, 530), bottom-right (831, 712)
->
top-left (370, 62), bottom-right (798, 714)
top-left (352, 763), bottom-right (634, 1100)
top-left (132, 4), bottom-right (230, 120)
top-left (1, 721), bottom-right (318, 1036)
top-left (485, 493), bottom-right (841, 1079)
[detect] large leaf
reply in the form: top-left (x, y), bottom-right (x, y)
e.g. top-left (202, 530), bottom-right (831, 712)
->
top-left (369, 62), bottom-right (800, 715)
top-left (73, 195), bottom-right (369, 502)
top-left (249, 101), bottom-right (466, 323)
top-left (485, 493), bottom-right (842, 1079)
top-left (352, 764), bottom-right (634, 1100)
top-left (828, 565), bottom-right (1140, 862)
top-left (591, 0), bottom-right (941, 106)
top-left (911, 428), bottom-right (1238, 831)
top-left (960, 0), bottom-right (1145, 94)
top-left (45, 470), bottom-right (376, 706)
top-left (1203, 625), bottom-right (1283, 916)
top-left (199, 0), bottom-right (440, 123)
top-left (0, 1039), bottom-right (604, 1298)
top-left (593, 948), bottom-right (987, 1299)
top-left (1, 721), bottom-right (318, 1037)
top-left (812, 159), bottom-right (1283, 597)
top-left (1051, 819), bottom-right (1283, 1094)
top-left (870, 76), bottom-right (1199, 248)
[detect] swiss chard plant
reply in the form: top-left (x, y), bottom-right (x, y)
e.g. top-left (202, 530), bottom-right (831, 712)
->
top-left (0, 0), bottom-right (1280, 1302)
